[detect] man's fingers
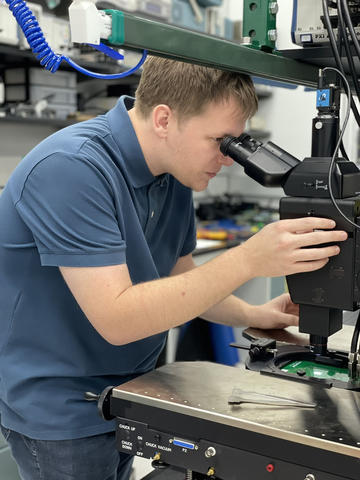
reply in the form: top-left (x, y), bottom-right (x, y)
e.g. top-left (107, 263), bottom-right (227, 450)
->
top-left (294, 245), bottom-right (341, 262)
top-left (293, 258), bottom-right (329, 273)
top-left (279, 217), bottom-right (336, 233)
top-left (294, 230), bottom-right (348, 248)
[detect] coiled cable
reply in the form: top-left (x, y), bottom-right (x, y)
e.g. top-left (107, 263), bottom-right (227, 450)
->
top-left (5, 0), bottom-right (147, 78)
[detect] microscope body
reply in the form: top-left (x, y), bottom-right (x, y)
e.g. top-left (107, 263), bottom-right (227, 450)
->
top-left (280, 87), bottom-right (360, 345)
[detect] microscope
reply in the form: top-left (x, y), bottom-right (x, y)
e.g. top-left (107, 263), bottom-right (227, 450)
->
top-left (220, 69), bottom-right (360, 390)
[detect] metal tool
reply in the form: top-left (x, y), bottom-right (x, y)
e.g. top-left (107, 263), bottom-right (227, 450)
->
top-left (228, 388), bottom-right (317, 408)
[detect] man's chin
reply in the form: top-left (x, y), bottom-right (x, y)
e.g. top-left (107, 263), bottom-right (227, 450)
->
top-left (179, 176), bottom-right (209, 191)
top-left (191, 179), bottom-right (210, 192)
top-left (192, 184), bottom-right (208, 192)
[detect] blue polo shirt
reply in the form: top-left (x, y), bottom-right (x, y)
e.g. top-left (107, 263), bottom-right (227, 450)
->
top-left (0, 96), bottom-right (196, 440)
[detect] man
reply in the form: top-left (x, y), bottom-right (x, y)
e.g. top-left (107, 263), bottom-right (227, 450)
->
top-left (0, 57), bottom-right (347, 479)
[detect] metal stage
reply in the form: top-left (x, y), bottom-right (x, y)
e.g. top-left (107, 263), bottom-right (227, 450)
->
top-left (109, 352), bottom-right (359, 480)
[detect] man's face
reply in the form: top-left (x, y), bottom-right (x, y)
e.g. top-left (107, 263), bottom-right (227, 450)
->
top-left (166, 96), bottom-right (247, 191)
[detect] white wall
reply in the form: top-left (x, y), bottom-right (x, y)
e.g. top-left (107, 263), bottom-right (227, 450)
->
top-left (258, 85), bottom-right (316, 159)
top-left (220, 0), bottom-right (243, 20)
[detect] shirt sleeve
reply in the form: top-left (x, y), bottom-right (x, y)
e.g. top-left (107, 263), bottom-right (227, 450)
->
top-left (15, 153), bottom-right (127, 267)
top-left (179, 197), bottom-right (197, 257)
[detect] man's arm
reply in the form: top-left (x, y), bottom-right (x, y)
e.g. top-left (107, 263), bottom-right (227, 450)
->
top-left (170, 252), bottom-right (254, 326)
top-left (60, 244), bottom-right (254, 345)
top-left (60, 217), bottom-right (347, 346)
top-left (170, 254), bottom-right (299, 330)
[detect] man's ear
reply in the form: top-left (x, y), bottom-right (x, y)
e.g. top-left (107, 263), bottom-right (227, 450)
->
top-left (152, 104), bottom-right (173, 138)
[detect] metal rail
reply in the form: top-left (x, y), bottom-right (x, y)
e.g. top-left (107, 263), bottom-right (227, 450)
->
top-left (107, 11), bottom-right (319, 88)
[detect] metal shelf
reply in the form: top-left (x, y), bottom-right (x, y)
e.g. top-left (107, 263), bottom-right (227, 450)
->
top-left (0, 115), bottom-right (75, 128)
top-left (0, 44), bottom-right (134, 80)
top-left (108, 11), bottom-right (319, 88)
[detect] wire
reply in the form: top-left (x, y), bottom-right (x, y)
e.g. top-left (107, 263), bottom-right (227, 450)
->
top-left (323, 66), bottom-right (360, 231)
top-left (340, 140), bottom-right (349, 160)
top-left (337, 1), bottom-right (360, 162)
top-left (5, 0), bottom-right (147, 79)
top-left (322, 0), bottom-right (360, 127)
top-left (333, 9), bottom-right (350, 160)
top-left (336, 2), bottom-right (343, 59)
top-left (341, 0), bottom-right (360, 60)
top-left (65, 51), bottom-right (147, 79)
top-left (322, 0), bottom-right (344, 70)
top-left (338, 1), bottom-right (360, 102)
top-left (350, 310), bottom-right (360, 354)
top-left (87, 42), bottom-right (124, 61)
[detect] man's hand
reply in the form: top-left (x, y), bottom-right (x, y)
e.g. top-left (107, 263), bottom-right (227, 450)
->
top-left (239, 217), bottom-right (348, 278)
top-left (246, 293), bottom-right (299, 330)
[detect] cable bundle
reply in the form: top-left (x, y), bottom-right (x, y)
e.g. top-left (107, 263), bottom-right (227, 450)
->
top-left (322, 0), bottom-right (360, 129)
top-left (5, 0), bottom-right (64, 72)
top-left (5, 0), bottom-right (147, 78)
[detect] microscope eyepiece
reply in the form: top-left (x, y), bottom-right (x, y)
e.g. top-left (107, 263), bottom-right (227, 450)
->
top-left (219, 134), bottom-right (300, 187)
top-left (220, 134), bottom-right (264, 161)
top-left (219, 136), bottom-right (237, 156)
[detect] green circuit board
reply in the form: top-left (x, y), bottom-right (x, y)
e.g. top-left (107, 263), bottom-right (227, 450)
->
top-left (281, 360), bottom-right (349, 382)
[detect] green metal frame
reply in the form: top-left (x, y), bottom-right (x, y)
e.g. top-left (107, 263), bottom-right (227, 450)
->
top-left (243, 0), bottom-right (277, 52)
top-left (105, 10), bottom-right (319, 88)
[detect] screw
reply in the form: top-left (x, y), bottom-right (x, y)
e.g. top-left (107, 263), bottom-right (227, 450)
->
top-left (305, 475), bottom-right (315, 480)
top-left (269, 2), bottom-right (278, 14)
top-left (268, 29), bottom-right (277, 42)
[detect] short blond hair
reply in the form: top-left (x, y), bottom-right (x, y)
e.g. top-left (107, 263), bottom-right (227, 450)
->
top-left (135, 56), bottom-right (258, 120)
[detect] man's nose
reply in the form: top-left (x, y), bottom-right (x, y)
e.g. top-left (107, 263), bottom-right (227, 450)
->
top-left (218, 153), bottom-right (233, 167)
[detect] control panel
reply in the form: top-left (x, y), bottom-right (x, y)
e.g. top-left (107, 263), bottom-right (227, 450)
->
top-left (115, 417), bottom-right (347, 480)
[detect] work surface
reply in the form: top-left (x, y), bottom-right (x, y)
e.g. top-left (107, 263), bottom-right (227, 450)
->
top-left (113, 327), bottom-right (360, 460)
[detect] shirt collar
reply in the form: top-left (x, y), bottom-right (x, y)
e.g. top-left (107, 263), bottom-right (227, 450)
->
top-left (106, 95), bottom-right (156, 188)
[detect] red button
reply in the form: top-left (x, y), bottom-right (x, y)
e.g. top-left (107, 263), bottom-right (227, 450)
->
top-left (266, 464), bottom-right (275, 473)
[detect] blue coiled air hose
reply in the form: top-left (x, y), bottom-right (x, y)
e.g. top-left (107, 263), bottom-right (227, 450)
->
top-left (5, 0), bottom-right (147, 78)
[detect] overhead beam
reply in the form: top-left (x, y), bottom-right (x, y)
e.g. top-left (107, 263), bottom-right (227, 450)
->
top-left (106, 10), bottom-right (319, 88)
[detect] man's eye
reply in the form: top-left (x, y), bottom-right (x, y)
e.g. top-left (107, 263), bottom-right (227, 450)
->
top-left (215, 137), bottom-right (223, 143)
